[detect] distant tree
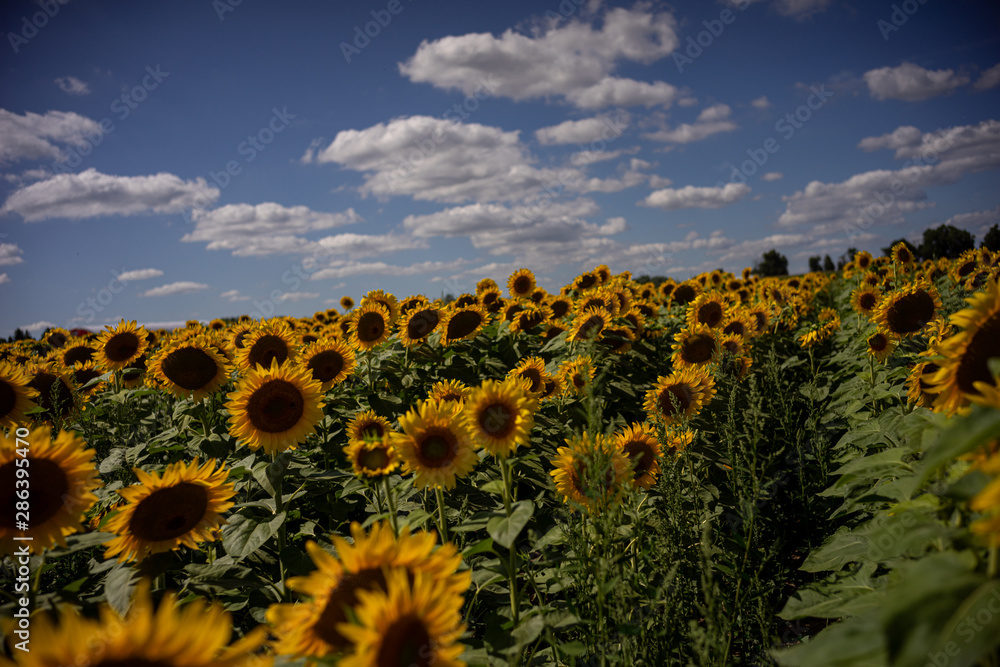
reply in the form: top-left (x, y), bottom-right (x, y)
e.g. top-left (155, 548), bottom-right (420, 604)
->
top-left (441, 293), bottom-right (456, 304)
top-left (635, 275), bottom-right (668, 286)
top-left (882, 238), bottom-right (919, 259)
top-left (808, 256), bottom-right (822, 273)
top-left (754, 249), bottom-right (789, 277)
top-left (983, 224), bottom-right (1000, 252)
top-left (9, 328), bottom-right (30, 341)
top-left (918, 224), bottom-right (975, 259)
top-left (823, 255), bottom-right (835, 272)
top-left (837, 247), bottom-right (858, 271)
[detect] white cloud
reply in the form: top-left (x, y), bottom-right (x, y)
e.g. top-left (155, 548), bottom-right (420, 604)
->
top-left (711, 233), bottom-right (811, 264)
top-left (310, 259), bottom-right (469, 280)
top-left (316, 232), bottom-right (427, 256)
top-left (640, 182), bottom-right (750, 209)
top-left (974, 63), bottom-right (1000, 91)
top-left (20, 321), bottom-right (57, 333)
top-left (751, 96), bottom-right (770, 109)
top-left (643, 104), bottom-right (738, 143)
top-left (721, 0), bottom-right (830, 18)
top-left (0, 273), bottom-right (8, 285)
top-left (117, 268), bottom-right (163, 281)
top-left (181, 202), bottom-right (362, 256)
top-left (0, 243), bottom-right (25, 266)
top-left (941, 205), bottom-right (1000, 237)
top-left (762, 172), bottom-right (783, 181)
top-left (1, 168), bottom-right (220, 222)
top-left (55, 76), bottom-right (90, 96)
top-left (141, 281), bottom-right (209, 297)
top-left (276, 292), bottom-right (320, 302)
top-left (0, 109), bottom-right (101, 164)
top-left (535, 113), bottom-right (629, 145)
top-left (220, 289), bottom-right (252, 302)
top-left (398, 6), bottom-right (680, 109)
top-left (864, 62), bottom-right (969, 102)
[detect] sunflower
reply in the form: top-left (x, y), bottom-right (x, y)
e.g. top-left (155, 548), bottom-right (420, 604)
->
top-left (227, 359), bottom-right (325, 454)
top-left (866, 329), bottom-right (897, 363)
top-left (0, 426), bottom-right (100, 554)
top-left (399, 295), bottom-right (430, 316)
top-left (476, 278), bottom-right (499, 295)
top-left (510, 304), bottom-right (551, 334)
top-left (266, 522), bottom-right (470, 659)
top-left (0, 362), bottom-right (38, 428)
top-left (227, 321), bottom-right (254, 355)
top-left (440, 305), bottom-right (489, 346)
top-left (58, 341), bottom-right (95, 368)
top-left (578, 292), bottom-right (618, 317)
top-left (347, 410), bottom-right (393, 446)
top-left (301, 338), bottom-right (356, 391)
top-left (855, 250), bottom-right (874, 272)
top-left (671, 324), bottom-right (718, 368)
top-left (906, 360), bottom-right (941, 408)
top-left (550, 432), bottom-right (631, 513)
top-left (453, 293), bottom-right (477, 308)
top-left (463, 379), bottom-right (536, 458)
top-left (669, 281), bottom-right (701, 306)
top-left (542, 323), bottom-right (568, 340)
top-left (559, 355), bottom-right (595, 396)
top-left (850, 286), bottom-right (881, 318)
top-left (348, 302), bottom-right (392, 351)
top-left (5, 580), bottom-right (270, 667)
top-left (391, 399), bottom-right (477, 489)
top-left (429, 379), bottom-right (472, 405)
top-left (67, 360), bottom-right (106, 398)
top-left (95, 320), bottom-right (148, 371)
top-left (26, 363), bottom-right (76, 419)
top-left (747, 304), bottom-right (772, 334)
top-left (539, 375), bottom-right (562, 402)
top-left (951, 250), bottom-right (979, 284)
top-left (243, 319), bottom-right (303, 369)
top-left (928, 278), bottom-right (1000, 413)
top-left (43, 327), bottom-right (72, 349)
top-left (102, 458), bottom-right (234, 563)
top-left (687, 294), bottom-right (727, 329)
top-left (663, 428), bottom-right (694, 455)
top-left (150, 336), bottom-right (230, 401)
top-left (643, 367), bottom-right (716, 426)
top-left (873, 281), bottom-right (942, 338)
top-left (479, 288), bottom-right (504, 313)
top-left (120, 354), bottom-right (148, 388)
top-left (399, 305), bottom-right (441, 346)
top-left (614, 423), bottom-right (661, 490)
top-left (508, 357), bottom-right (547, 395)
top-left (341, 295), bottom-right (355, 311)
top-left (573, 271), bottom-right (598, 291)
top-left (344, 436), bottom-right (398, 478)
top-left (337, 568), bottom-right (466, 667)
top-left (720, 310), bottom-right (754, 339)
top-left (570, 307), bottom-right (610, 342)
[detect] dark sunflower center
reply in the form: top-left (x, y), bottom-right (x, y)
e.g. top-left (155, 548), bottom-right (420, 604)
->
top-left (658, 383), bottom-right (693, 416)
top-left (897, 248), bottom-right (912, 263)
top-left (518, 368), bottom-right (542, 393)
top-left (955, 313), bottom-right (1000, 395)
top-left (919, 362), bottom-right (941, 390)
top-left (28, 372), bottom-right (74, 417)
top-left (869, 334), bottom-right (889, 352)
top-left (357, 312), bottom-right (387, 343)
top-left (481, 292), bottom-right (499, 307)
top-left (359, 446), bottom-right (390, 471)
top-left (314, 568), bottom-right (389, 649)
top-left (447, 311), bottom-right (482, 340)
top-left (104, 333), bottom-right (140, 362)
top-left (672, 285), bottom-right (696, 304)
top-left (858, 256), bottom-right (871, 269)
top-left (308, 350), bottom-right (345, 383)
top-left (722, 339), bottom-right (740, 355)
top-left (0, 381), bottom-right (16, 418)
top-left (680, 334), bottom-right (716, 364)
top-left (0, 458), bottom-right (71, 529)
top-left (417, 432), bottom-right (456, 468)
top-left (246, 379), bottom-right (305, 433)
top-left (722, 322), bottom-right (745, 337)
top-left (377, 613), bottom-right (433, 667)
top-left (550, 300), bottom-right (570, 318)
top-left (361, 423), bottom-right (385, 440)
top-left (577, 274), bottom-right (597, 289)
top-left (886, 290), bottom-right (936, 334)
top-left (697, 302), bottom-right (724, 327)
top-left (233, 331), bottom-right (249, 349)
top-left (752, 312), bottom-right (767, 330)
top-left (578, 315), bottom-right (605, 340)
top-left (407, 310), bottom-right (440, 340)
top-left (957, 261), bottom-right (976, 278)
top-left (128, 482), bottom-right (208, 542)
top-left (517, 311), bottom-right (545, 330)
top-left (860, 292), bottom-right (877, 310)
top-left (161, 347), bottom-right (219, 391)
top-left (622, 441), bottom-right (654, 475)
top-left (572, 372), bottom-right (586, 389)
top-left (47, 332), bottom-right (68, 348)
top-left (479, 402), bottom-right (515, 439)
top-left (73, 368), bottom-right (103, 391)
top-left (248, 334), bottom-right (290, 369)
top-left (455, 295), bottom-right (477, 308)
top-left (63, 346), bottom-right (94, 366)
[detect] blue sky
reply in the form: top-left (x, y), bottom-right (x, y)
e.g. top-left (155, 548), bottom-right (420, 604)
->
top-left (1, 0), bottom-right (998, 337)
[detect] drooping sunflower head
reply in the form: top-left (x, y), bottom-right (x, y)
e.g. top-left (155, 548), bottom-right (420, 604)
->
top-left (570, 307), bottom-right (610, 342)
top-left (95, 320), bottom-right (149, 371)
top-left (391, 399), bottom-right (478, 489)
top-left (0, 426), bottom-right (101, 554)
top-left (150, 336), bottom-right (231, 401)
top-left (508, 356), bottom-right (547, 395)
top-left (874, 281), bottom-right (942, 337)
top-left (236, 318), bottom-right (299, 371)
top-left (643, 367), bottom-right (716, 426)
top-left (687, 293), bottom-right (727, 329)
top-left (463, 378), bottom-right (537, 458)
top-left (226, 359), bottom-right (325, 454)
top-left (440, 305), bottom-right (489, 346)
top-left (399, 305), bottom-right (442, 346)
top-left (0, 361), bottom-right (38, 428)
top-left (671, 323), bottom-right (718, 368)
top-left (301, 338), bottom-right (356, 391)
top-left (550, 432), bottom-right (631, 514)
top-left (614, 423), bottom-right (662, 490)
top-left (350, 302), bottom-right (393, 351)
top-left (103, 458), bottom-right (235, 563)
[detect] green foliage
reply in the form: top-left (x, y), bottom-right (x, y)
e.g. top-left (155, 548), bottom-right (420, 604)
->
top-left (754, 249), bottom-right (790, 276)
top-left (918, 223), bottom-right (976, 259)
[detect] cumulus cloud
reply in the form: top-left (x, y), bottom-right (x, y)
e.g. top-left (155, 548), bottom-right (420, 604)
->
top-left (220, 289), bottom-right (251, 302)
top-left (974, 63), bottom-right (1000, 91)
top-left (751, 96), bottom-right (770, 109)
top-left (640, 182), bottom-right (750, 209)
top-left (762, 172), bottom-right (783, 181)
top-left (1, 168), bottom-right (220, 222)
top-left (941, 205), bottom-right (1000, 237)
top-left (0, 273), bottom-right (8, 285)
top-left (20, 320), bottom-right (57, 333)
top-left (316, 232), bottom-right (427, 256)
top-left (181, 202), bottom-right (362, 256)
top-left (117, 268), bottom-right (163, 281)
top-left (535, 113), bottom-right (630, 145)
top-left (141, 281), bottom-right (209, 297)
top-left (55, 76), bottom-right (90, 95)
top-left (310, 259), bottom-right (469, 280)
top-left (0, 109), bottom-right (101, 164)
top-left (864, 62), bottom-right (969, 102)
top-left (276, 292), bottom-right (320, 302)
top-left (0, 243), bottom-right (25, 266)
top-left (722, 0), bottom-right (830, 18)
top-left (643, 104), bottom-right (738, 143)
top-left (711, 233), bottom-right (812, 264)
top-left (399, 6), bottom-right (680, 109)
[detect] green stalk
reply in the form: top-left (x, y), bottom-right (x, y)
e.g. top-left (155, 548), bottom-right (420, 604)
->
top-left (435, 486), bottom-right (450, 543)
top-left (383, 476), bottom-right (399, 535)
top-left (989, 546), bottom-right (998, 579)
top-left (500, 457), bottom-right (520, 626)
top-left (272, 452), bottom-right (288, 600)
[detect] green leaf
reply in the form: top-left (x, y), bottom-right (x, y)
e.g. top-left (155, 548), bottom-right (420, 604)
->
top-left (773, 611), bottom-right (886, 667)
top-left (931, 580), bottom-right (1000, 667)
top-left (222, 512), bottom-right (286, 561)
top-left (104, 562), bottom-right (140, 616)
top-left (487, 500), bottom-right (534, 549)
top-left (917, 408), bottom-right (1000, 487)
top-left (462, 537), bottom-right (495, 558)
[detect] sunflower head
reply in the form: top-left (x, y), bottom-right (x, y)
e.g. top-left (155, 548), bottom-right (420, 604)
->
top-left (463, 378), bottom-right (537, 458)
top-left (150, 336), bottom-right (231, 401)
top-left (399, 305), bottom-right (442, 346)
top-left (867, 329), bottom-right (898, 363)
top-left (340, 295), bottom-right (355, 311)
top-left (440, 305), bottom-right (489, 346)
top-left (508, 356), bottom-right (547, 395)
top-left (559, 355), bottom-right (595, 396)
top-left (26, 363), bottom-right (77, 419)
top-left (0, 362), bottom-right (38, 428)
top-left (301, 338), bottom-right (356, 390)
top-left (345, 436), bottom-right (399, 478)
top-left (350, 302), bottom-right (393, 351)
top-left (874, 281), bottom-right (942, 337)
top-left (643, 367), bottom-right (716, 426)
top-left (95, 320), bottom-right (149, 371)
top-left (570, 307), bottom-right (610, 342)
top-left (688, 294), bottom-right (727, 329)
top-left (428, 379), bottom-right (472, 405)
top-left (361, 289), bottom-right (400, 325)
top-left (851, 286), bottom-right (881, 318)
top-left (614, 423), bottom-right (662, 490)
top-left (236, 319), bottom-right (299, 371)
top-left (671, 323), bottom-right (718, 368)
top-left (391, 399), bottom-right (478, 489)
top-left (550, 432), bottom-right (631, 514)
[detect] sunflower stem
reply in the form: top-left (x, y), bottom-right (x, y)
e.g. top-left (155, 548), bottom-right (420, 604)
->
top-left (434, 486), bottom-right (450, 543)
top-left (383, 476), bottom-right (399, 536)
top-left (989, 546), bottom-right (998, 579)
top-left (500, 456), bottom-right (520, 628)
top-left (271, 452), bottom-right (288, 600)
top-left (31, 552), bottom-right (45, 595)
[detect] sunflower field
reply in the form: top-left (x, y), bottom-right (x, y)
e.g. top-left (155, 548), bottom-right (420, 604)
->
top-left (2, 247), bottom-right (1000, 666)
